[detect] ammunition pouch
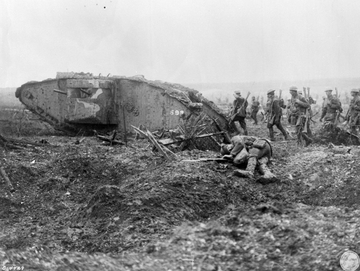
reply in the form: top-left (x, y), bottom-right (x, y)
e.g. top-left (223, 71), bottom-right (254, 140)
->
top-left (324, 112), bottom-right (336, 122)
top-left (252, 139), bottom-right (266, 149)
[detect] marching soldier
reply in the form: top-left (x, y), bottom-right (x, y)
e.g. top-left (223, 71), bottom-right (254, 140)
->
top-left (347, 88), bottom-right (360, 135)
top-left (250, 96), bottom-right (260, 125)
top-left (320, 88), bottom-right (342, 126)
top-left (288, 86), bottom-right (312, 146)
top-left (230, 91), bottom-right (248, 135)
top-left (266, 89), bottom-right (288, 141)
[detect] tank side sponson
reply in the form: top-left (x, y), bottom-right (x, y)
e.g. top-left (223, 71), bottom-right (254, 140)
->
top-left (64, 79), bottom-right (117, 124)
top-left (115, 79), bottom-right (191, 132)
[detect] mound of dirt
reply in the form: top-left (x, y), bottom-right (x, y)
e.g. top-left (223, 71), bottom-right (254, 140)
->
top-left (314, 125), bottom-right (360, 145)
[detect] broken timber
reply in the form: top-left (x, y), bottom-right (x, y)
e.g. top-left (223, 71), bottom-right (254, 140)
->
top-left (158, 131), bottom-right (225, 146)
top-left (96, 130), bottom-right (125, 145)
top-left (181, 157), bottom-right (228, 162)
top-left (131, 126), bottom-right (177, 161)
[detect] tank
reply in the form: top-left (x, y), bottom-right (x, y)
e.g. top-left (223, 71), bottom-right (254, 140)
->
top-left (15, 72), bottom-right (228, 133)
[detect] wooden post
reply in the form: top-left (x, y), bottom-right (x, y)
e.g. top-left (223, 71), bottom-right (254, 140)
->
top-left (122, 104), bottom-right (127, 147)
top-left (0, 167), bottom-right (15, 192)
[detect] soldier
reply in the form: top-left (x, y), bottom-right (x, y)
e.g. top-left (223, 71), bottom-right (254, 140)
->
top-left (266, 90), bottom-right (288, 141)
top-left (250, 96), bottom-right (260, 125)
top-left (288, 86), bottom-right (312, 146)
top-left (221, 135), bottom-right (277, 183)
top-left (230, 91), bottom-right (248, 135)
top-left (297, 90), bottom-right (313, 138)
top-left (320, 88), bottom-right (342, 126)
top-left (347, 88), bottom-right (360, 135)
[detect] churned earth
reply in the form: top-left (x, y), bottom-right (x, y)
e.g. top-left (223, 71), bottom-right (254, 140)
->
top-left (0, 118), bottom-right (359, 271)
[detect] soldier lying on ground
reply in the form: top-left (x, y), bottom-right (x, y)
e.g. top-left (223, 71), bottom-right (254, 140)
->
top-left (220, 135), bottom-right (278, 184)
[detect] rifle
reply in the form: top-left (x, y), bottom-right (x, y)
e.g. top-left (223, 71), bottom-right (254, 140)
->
top-left (229, 92), bottom-right (250, 122)
top-left (342, 104), bottom-right (353, 125)
top-left (181, 157), bottom-right (228, 162)
top-left (303, 87), bottom-right (307, 99)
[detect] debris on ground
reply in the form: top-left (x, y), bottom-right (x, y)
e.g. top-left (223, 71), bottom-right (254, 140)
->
top-left (0, 118), bottom-right (359, 271)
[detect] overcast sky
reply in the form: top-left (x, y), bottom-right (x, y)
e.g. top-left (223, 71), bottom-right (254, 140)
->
top-left (1, 0), bottom-right (360, 87)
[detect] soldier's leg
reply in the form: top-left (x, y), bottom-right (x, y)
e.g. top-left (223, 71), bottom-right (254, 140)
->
top-left (230, 119), bottom-right (241, 134)
top-left (234, 156), bottom-right (257, 179)
top-left (257, 156), bottom-right (278, 184)
top-left (239, 117), bottom-right (248, 135)
top-left (267, 123), bottom-right (275, 141)
top-left (298, 117), bottom-right (312, 146)
top-left (275, 121), bottom-right (288, 140)
top-left (251, 111), bottom-right (258, 125)
top-left (233, 147), bottom-right (260, 179)
top-left (245, 147), bottom-right (266, 173)
top-left (307, 121), bottom-right (313, 137)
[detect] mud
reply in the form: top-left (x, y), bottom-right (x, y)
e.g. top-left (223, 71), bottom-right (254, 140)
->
top-left (0, 117), bottom-right (359, 270)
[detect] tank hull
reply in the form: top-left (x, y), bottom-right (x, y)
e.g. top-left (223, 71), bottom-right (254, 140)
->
top-left (15, 73), bottom-right (228, 133)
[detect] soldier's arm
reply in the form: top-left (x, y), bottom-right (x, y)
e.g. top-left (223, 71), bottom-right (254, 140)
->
top-left (295, 97), bottom-right (310, 109)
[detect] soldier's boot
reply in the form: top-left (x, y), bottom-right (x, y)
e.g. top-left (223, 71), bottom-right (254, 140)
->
top-left (269, 128), bottom-right (275, 141)
top-left (257, 157), bottom-right (279, 184)
top-left (302, 133), bottom-right (313, 147)
top-left (307, 128), bottom-right (313, 138)
top-left (233, 156), bottom-right (257, 179)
